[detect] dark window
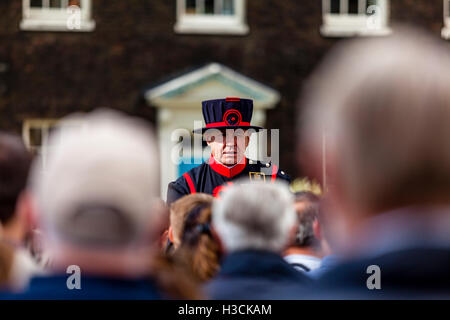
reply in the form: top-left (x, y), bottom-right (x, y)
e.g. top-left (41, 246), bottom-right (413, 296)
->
top-left (30, 0), bottom-right (42, 7)
top-left (205, 0), bottom-right (215, 14)
top-left (330, 0), bottom-right (340, 14)
top-left (185, 0), bottom-right (196, 14)
top-left (29, 128), bottom-right (42, 147)
top-left (50, 0), bottom-right (62, 8)
top-left (348, 0), bottom-right (359, 14)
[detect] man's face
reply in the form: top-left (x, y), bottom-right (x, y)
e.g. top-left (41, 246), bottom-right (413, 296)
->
top-left (205, 129), bottom-right (250, 166)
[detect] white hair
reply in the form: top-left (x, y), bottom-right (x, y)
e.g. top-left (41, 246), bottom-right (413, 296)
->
top-left (212, 180), bottom-right (296, 253)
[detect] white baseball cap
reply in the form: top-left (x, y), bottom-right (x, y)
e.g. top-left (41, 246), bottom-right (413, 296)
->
top-left (29, 109), bottom-right (159, 248)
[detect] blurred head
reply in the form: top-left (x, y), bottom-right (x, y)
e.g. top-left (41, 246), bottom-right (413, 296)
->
top-left (175, 205), bottom-right (221, 282)
top-left (212, 180), bottom-right (296, 253)
top-left (291, 192), bottom-right (320, 250)
top-left (300, 28), bottom-right (450, 245)
top-left (28, 109), bottom-right (160, 275)
top-left (169, 193), bottom-right (213, 249)
top-left (205, 129), bottom-right (250, 166)
top-left (0, 133), bottom-right (32, 243)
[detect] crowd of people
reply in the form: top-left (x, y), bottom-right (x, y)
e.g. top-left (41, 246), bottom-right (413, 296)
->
top-left (0, 28), bottom-right (449, 299)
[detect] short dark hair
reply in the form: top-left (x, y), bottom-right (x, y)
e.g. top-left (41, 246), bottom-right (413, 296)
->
top-left (0, 133), bottom-right (31, 224)
top-left (293, 191), bottom-right (320, 248)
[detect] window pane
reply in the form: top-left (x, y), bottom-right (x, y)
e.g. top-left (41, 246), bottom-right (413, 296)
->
top-left (222, 0), bottom-right (234, 15)
top-left (205, 0), bottom-right (214, 14)
top-left (29, 128), bottom-right (42, 147)
top-left (348, 0), bottom-right (358, 14)
top-left (366, 0), bottom-right (378, 15)
top-left (50, 0), bottom-right (62, 8)
top-left (185, 0), bottom-right (196, 14)
top-left (330, 0), bottom-right (340, 14)
top-left (30, 0), bottom-right (43, 7)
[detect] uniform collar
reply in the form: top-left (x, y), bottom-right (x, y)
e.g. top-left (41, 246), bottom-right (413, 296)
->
top-left (208, 154), bottom-right (247, 178)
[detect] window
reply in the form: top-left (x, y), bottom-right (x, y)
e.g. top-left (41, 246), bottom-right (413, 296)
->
top-left (20, 0), bottom-right (95, 32)
top-left (442, 0), bottom-right (450, 39)
top-left (174, 0), bottom-right (248, 35)
top-left (22, 119), bottom-right (59, 167)
top-left (22, 118), bottom-right (84, 168)
top-left (321, 0), bottom-right (390, 37)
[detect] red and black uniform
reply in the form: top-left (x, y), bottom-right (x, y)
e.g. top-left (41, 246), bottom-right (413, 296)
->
top-left (167, 155), bottom-right (290, 205)
top-left (166, 97), bottom-right (291, 205)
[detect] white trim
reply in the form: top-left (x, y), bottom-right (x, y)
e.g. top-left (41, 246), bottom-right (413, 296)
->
top-left (321, 0), bottom-right (391, 37)
top-left (174, 0), bottom-right (248, 35)
top-left (20, 0), bottom-right (95, 32)
top-left (146, 63), bottom-right (280, 109)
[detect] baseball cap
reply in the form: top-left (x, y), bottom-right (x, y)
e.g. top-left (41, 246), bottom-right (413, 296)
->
top-left (29, 109), bottom-right (159, 248)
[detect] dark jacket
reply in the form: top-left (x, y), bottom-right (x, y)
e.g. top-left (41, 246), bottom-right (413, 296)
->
top-left (3, 274), bottom-right (164, 300)
top-left (311, 246), bottom-right (450, 299)
top-left (205, 249), bottom-right (312, 300)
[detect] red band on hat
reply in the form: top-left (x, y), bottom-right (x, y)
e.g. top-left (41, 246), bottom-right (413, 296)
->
top-left (205, 121), bottom-right (251, 128)
top-left (225, 97), bottom-right (241, 101)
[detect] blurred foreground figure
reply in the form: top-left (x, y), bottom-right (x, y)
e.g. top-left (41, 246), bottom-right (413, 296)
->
top-left (283, 192), bottom-right (323, 273)
top-left (10, 110), bottom-right (169, 299)
top-left (206, 181), bottom-right (311, 299)
top-left (300, 28), bottom-right (450, 298)
top-left (0, 133), bottom-right (41, 292)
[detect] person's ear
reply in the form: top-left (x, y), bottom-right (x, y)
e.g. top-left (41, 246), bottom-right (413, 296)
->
top-left (313, 218), bottom-right (321, 241)
top-left (210, 226), bottom-right (225, 256)
top-left (168, 226), bottom-right (174, 242)
top-left (148, 199), bottom-right (169, 246)
top-left (245, 135), bottom-right (250, 148)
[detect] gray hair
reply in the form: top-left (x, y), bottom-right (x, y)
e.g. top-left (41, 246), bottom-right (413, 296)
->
top-left (212, 180), bottom-right (296, 253)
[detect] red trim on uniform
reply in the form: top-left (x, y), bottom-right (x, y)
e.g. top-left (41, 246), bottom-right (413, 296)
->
top-left (205, 121), bottom-right (251, 128)
top-left (271, 164), bottom-right (278, 183)
top-left (209, 155), bottom-right (247, 178)
top-left (183, 172), bottom-right (196, 194)
top-left (225, 97), bottom-right (241, 101)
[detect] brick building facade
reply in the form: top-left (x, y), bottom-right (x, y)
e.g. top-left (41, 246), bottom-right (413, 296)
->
top-left (0, 0), bottom-right (448, 193)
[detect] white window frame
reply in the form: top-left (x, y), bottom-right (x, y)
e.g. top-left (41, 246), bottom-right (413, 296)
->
top-left (20, 0), bottom-right (95, 32)
top-left (321, 0), bottom-right (391, 37)
top-left (22, 119), bottom-right (59, 168)
top-left (22, 118), bottom-right (85, 168)
top-left (442, 0), bottom-right (450, 39)
top-left (174, 0), bottom-right (248, 35)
